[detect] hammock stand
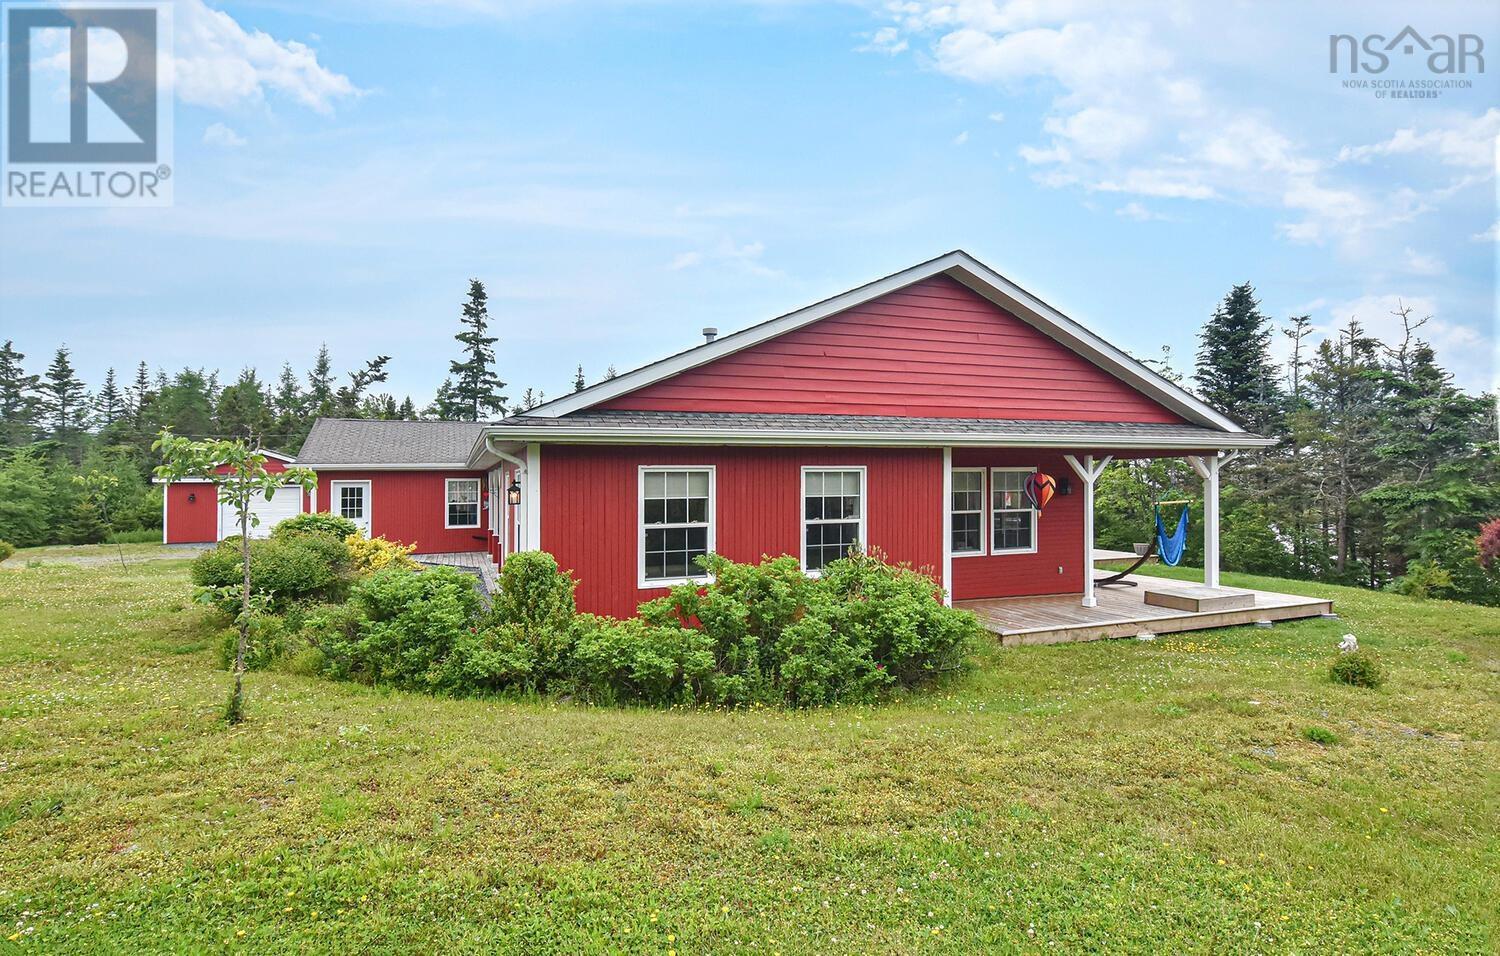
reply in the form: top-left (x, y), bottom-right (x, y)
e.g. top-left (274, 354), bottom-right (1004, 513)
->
top-left (1097, 499), bottom-right (1192, 588)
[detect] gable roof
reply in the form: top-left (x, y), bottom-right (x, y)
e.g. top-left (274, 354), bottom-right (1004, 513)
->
top-left (298, 418), bottom-right (487, 468)
top-left (522, 250), bottom-right (1244, 433)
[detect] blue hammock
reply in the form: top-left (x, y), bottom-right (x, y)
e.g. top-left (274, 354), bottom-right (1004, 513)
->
top-left (1155, 505), bottom-right (1190, 567)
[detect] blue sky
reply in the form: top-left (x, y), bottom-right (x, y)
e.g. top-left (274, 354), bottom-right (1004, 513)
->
top-left (1, 0), bottom-right (1496, 405)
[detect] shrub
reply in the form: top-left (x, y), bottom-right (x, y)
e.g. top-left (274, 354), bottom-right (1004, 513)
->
top-left (1330, 650), bottom-right (1384, 689)
top-left (568, 614), bottom-right (716, 706)
top-left (1389, 560), bottom-right (1454, 601)
top-left (216, 612), bottom-right (301, 671)
top-left (310, 565), bottom-right (482, 688)
top-left (0, 540), bottom-right (13, 563)
top-left (272, 512), bottom-right (359, 541)
top-left (1302, 726), bottom-right (1338, 745)
top-left (191, 534), bottom-right (352, 612)
top-left (465, 551), bottom-right (579, 689)
top-left (344, 531), bottom-right (418, 576)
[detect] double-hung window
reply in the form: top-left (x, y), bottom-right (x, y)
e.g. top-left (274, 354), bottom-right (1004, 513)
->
top-left (640, 467), bottom-right (714, 585)
top-left (802, 467), bottom-right (865, 572)
top-left (445, 478), bottom-right (481, 528)
top-left (990, 467), bottom-right (1037, 554)
top-left (950, 468), bottom-right (985, 555)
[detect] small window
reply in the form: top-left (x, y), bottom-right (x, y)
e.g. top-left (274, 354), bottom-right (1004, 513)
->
top-left (951, 468), bottom-right (984, 555)
top-left (803, 467), bottom-right (865, 572)
top-left (640, 467), bottom-right (714, 585)
top-left (991, 468), bottom-right (1037, 554)
top-left (338, 485), bottom-right (364, 520)
top-left (446, 478), bottom-right (481, 528)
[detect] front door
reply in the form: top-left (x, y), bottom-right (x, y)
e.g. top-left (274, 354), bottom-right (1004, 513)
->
top-left (330, 480), bottom-right (371, 535)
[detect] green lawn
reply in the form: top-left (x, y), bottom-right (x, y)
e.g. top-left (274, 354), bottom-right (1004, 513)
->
top-left (1, 547), bottom-right (1495, 953)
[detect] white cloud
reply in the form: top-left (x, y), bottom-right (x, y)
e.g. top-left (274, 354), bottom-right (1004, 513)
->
top-left (1321, 293), bottom-right (1490, 391)
top-left (952, 130), bottom-right (969, 146)
top-left (1402, 247), bottom-right (1445, 276)
top-left (667, 239), bottom-right (779, 277)
top-left (172, 0), bottom-right (361, 113)
top-left (1116, 201), bottom-right (1166, 221)
top-left (1337, 110), bottom-right (1500, 169)
top-left (857, 26), bottom-right (907, 55)
top-left (202, 122), bottom-right (247, 148)
top-left (669, 251), bottom-right (704, 270)
top-left (987, 111), bottom-right (1005, 123)
top-left (1474, 221), bottom-right (1500, 242)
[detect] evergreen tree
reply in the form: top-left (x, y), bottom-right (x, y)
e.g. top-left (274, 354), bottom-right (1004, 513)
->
top-left (1305, 320), bottom-right (1383, 579)
top-left (513, 387), bottom-right (545, 413)
top-left (307, 345), bottom-right (335, 418)
top-left (148, 369), bottom-right (215, 441)
top-left (1195, 283), bottom-right (1283, 433)
top-left (334, 356), bottom-right (391, 416)
top-left (447, 279), bottom-right (507, 421)
top-left (397, 396), bottom-right (418, 420)
top-left (0, 341), bottom-right (41, 447)
top-left (95, 368), bottom-right (125, 427)
top-left (216, 368), bottom-right (273, 441)
top-left (604, 365), bottom-right (618, 380)
top-left (573, 365), bottom-right (586, 392)
top-left (272, 362), bottom-right (305, 446)
top-left (39, 346), bottom-right (89, 459)
top-left (428, 377), bottom-right (459, 419)
top-left (129, 361), bottom-right (154, 429)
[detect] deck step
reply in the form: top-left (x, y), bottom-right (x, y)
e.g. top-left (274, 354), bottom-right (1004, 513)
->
top-left (1143, 586), bottom-right (1256, 613)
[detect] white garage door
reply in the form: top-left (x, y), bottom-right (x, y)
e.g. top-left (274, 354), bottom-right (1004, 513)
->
top-left (219, 485), bottom-right (304, 540)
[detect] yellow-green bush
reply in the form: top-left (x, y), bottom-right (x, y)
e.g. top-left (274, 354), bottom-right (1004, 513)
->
top-left (344, 531), bottom-right (418, 576)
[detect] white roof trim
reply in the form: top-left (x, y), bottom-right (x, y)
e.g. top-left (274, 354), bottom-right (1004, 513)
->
top-left (480, 423), bottom-right (1274, 450)
top-left (524, 250), bottom-right (1243, 433)
top-left (297, 463), bottom-right (472, 471)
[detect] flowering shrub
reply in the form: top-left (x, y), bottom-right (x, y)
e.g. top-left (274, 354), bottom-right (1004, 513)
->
top-left (344, 531), bottom-right (418, 576)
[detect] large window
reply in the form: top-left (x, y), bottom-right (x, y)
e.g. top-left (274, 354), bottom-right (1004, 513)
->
top-left (990, 467), bottom-right (1037, 554)
top-left (802, 467), bottom-right (865, 572)
top-left (640, 467), bottom-right (714, 585)
top-left (446, 478), bottom-right (481, 528)
top-left (950, 468), bottom-right (985, 555)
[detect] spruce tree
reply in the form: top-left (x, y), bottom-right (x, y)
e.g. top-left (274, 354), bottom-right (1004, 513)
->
top-left (397, 396), bottom-right (418, 420)
top-left (428, 378), bottom-right (458, 419)
top-left (573, 365), bottom-right (586, 392)
top-left (40, 346), bottom-right (89, 457)
top-left (95, 367), bottom-right (124, 427)
top-left (447, 279), bottom-right (507, 421)
top-left (129, 361), bottom-right (153, 429)
top-left (216, 368), bottom-right (273, 440)
top-left (0, 341), bottom-right (41, 447)
top-left (1194, 283), bottom-right (1283, 433)
top-left (307, 345), bottom-right (335, 418)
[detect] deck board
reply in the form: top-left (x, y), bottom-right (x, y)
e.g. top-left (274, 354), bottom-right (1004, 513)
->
top-left (958, 575), bottom-right (1331, 646)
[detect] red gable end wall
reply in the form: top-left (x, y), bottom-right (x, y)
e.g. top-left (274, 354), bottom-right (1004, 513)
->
top-left (598, 275), bottom-right (1185, 423)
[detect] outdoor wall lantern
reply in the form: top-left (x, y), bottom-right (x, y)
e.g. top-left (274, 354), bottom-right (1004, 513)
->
top-left (506, 479), bottom-right (522, 507)
top-left (1057, 478), bottom-right (1073, 496)
top-left (187, 492), bottom-right (196, 503)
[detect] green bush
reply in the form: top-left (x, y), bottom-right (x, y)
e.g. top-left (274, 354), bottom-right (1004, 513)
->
top-left (1389, 560), bottom-right (1454, 601)
top-left (310, 565), bottom-right (482, 688)
top-left (191, 534), bottom-right (352, 612)
top-left (1330, 650), bottom-right (1384, 689)
top-left (216, 612), bottom-right (302, 671)
top-left (271, 512), bottom-right (359, 541)
top-left (0, 540), bottom-right (13, 563)
top-left (568, 614), bottom-right (717, 706)
top-left (1302, 726), bottom-right (1338, 745)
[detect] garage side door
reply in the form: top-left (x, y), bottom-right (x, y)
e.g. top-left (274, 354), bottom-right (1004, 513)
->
top-left (219, 485), bottom-right (304, 540)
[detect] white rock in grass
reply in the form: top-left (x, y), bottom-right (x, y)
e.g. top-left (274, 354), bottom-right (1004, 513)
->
top-left (1339, 633), bottom-right (1358, 653)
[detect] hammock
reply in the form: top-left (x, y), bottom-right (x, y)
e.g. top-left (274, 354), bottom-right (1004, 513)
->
top-left (1155, 504), bottom-right (1190, 567)
top-left (1098, 501), bottom-right (1190, 587)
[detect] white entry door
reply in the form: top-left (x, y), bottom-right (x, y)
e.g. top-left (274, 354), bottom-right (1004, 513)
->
top-left (220, 485), bottom-right (303, 539)
top-left (330, 480), bottom-right (372, 535)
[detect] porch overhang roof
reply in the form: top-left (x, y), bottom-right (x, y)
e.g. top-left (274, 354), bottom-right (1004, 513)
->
top-left (470, 410), bottom-right (1273, 464)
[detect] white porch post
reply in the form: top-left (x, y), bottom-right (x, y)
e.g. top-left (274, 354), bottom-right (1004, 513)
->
top-left (524, 443), bottom-right (541, 552)
top-left (1187, 451), bottom-right (1237, 589)
top-left (941, 447), bottom-right (953, 607)
top-left (1064, 453), bottom-right (1113, 608)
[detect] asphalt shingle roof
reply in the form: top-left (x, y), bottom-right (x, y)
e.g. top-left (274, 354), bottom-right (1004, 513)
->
top-left (298, 418), bottom-right (487, 466)
top-left (491, 410), bottom-right (1266, 445)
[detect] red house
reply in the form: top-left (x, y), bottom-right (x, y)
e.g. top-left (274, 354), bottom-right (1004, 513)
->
top-left (166, 251), bottom-right (1328, 639)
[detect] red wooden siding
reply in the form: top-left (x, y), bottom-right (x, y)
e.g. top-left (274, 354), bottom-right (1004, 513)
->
top-left (539, 445), bottom-right (943, 619)
top-left (313, 470), bottom-right (490, 555)
top-left (949, 449), bottom-right (1084, 601)
top-left (598, 275), bottom-right (1185, 423)
top-left (164, 483), bottom-right (218, 543)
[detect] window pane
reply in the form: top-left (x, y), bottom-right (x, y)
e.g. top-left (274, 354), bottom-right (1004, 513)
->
top-left (687, 498), bottom-right (707, 523)
top-left (994, 510), bottom-right (1033, 550)
top-left (664, 552), bottom-right (687, 579)
top-left (686, 526), bottom-right (707, 551)
top-left (806, 472), bottom-right (822, 496)
top-left (644, 499), bottom-right (665, 524)
top-left (645, 528), bottom-right (665, 552)
top-left (688, 472), bottom-right (708, 496)
top-left (666, 472), bottom-right (686, 496)
top-left (665, 498), bottom-right (687, 523)
top-left (449, 481), bottom-right (478, 504)
top-left (645, 472), bottom-right (664, 497)
top-left (805, 497), bottom-right (823, 520)
top-left (841, 495), bottom-right (859, 519)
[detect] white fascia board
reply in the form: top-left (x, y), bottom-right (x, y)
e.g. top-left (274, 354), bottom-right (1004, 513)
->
top-left (481, 425), bottom-right (1275, 450)
top-left (521, 250), bottom-right (1244, 434)
top-left (297, 462), bottom-right (471, 470)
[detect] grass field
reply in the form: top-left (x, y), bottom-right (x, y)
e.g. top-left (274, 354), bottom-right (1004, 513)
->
top-left (0, 546), bottom-right (1495, 953)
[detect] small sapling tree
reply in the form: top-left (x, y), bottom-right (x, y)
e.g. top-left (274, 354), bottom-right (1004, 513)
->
top-left (73, 470), bottom-right (127, 569)
top-left (153, 431), bottom-right (317, 723)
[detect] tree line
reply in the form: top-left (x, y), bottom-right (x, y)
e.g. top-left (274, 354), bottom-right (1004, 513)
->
top-left (1, 278), bottom-right (1495, 602)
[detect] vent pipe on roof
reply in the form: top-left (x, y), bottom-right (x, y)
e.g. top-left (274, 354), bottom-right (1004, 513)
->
top-left (701, 327), bottom-right (718, 344)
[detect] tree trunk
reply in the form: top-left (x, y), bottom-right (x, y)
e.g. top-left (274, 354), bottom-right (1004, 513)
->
top-left (228, 504), bottom-right (250, 723)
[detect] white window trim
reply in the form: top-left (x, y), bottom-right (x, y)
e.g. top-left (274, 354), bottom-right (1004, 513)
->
top-left (989, 466), bottom-right (1038, 555)
top-left (329, 480), bottom-right (372, 531)
top-left (445, 476), bottom-right (482, 529)
top-left (800, 464), bottom-right (868, 577)
top-left (950, 466), bottom-right (986, 557)
top-left (637, 465), bottom-right (717, 589)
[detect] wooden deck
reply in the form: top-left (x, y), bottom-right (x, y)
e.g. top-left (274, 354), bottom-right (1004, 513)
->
top-left (958, 574), bottom-right (1332, 646)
